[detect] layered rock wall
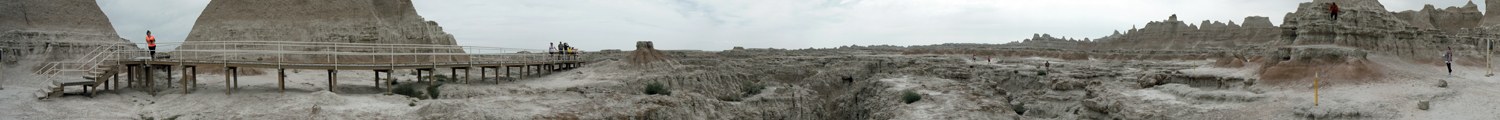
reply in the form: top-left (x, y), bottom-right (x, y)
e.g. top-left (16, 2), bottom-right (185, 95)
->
top-left (0, 0), bottom-right (137, 65)
top-left (177, 0), bottom-right (464, 63)
top-left (1485, 0), bottom-right (1500, 26)
top-left (1081, 15), bottom-right (1281, 50)
top-left (1280, 0), bottom-right (1491, 58)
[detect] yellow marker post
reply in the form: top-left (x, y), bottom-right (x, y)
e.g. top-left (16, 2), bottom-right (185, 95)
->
top-left (1315, 71), bottom-right (1319, 106)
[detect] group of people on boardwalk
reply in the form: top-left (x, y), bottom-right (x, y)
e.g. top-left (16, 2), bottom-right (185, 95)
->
top-left (551, 42), bottom-right (579, 60)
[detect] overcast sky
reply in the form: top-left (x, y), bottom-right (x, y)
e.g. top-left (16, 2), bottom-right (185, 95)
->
top-left (98, 0), bottom-right (1482, 51)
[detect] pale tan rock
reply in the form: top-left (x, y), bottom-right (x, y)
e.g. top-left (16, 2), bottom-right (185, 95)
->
top-left (0, 0), bottom-right (137, 62)
top-left (177, 0), bottom-right (464, 62)
top-left (1483, 0), bottom-right (1500, 26)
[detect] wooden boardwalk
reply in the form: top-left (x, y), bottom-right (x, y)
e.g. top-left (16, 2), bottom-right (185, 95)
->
top-left (104, 59), bottom-right (585, 95)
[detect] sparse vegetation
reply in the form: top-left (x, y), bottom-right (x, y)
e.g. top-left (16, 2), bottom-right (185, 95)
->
top-left (392, 83), bottom-right (422, 98)
top-left (717, 95), bottom-right (743, 101)
top-left (1011, 102), bottom-right (1027, 115)
top-left (645, 82), bottom-right (670, 95)
top-left (742, 81), bottom-right (765, 97)
top-left (426, 83), bottom-right (444, 99)
top-left (1036, 70), bottom-right (1047, 76)
top-left (902, 90), bottom-right (922, 104)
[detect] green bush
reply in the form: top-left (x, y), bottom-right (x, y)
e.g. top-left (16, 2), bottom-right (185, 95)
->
top-left (741, 81), bottom-right (765, 97)
top-left (717, 95), bottom-right (743, 101)
top-left (426, 83), bottom-right (444, 99)
top-left (1011, 102), bottom-right (1027, 115)
top-left (1036, 70), bottom-right (1047, 76)
top-left (392, 83), bottom-right (421, 98)
top-left (902, 90), bottom-right (922, 104)
top-left (645, 82), bottom-right (670, 95)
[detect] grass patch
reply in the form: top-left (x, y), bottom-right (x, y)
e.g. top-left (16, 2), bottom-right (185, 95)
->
top-left (1011, 102), bottom-right (1027, 114)
top-left (392, 83), bottom-right (422, 99)
top-left (717, 95), bottom-right (743, 101)
top-left (742, 81), bottom-right (765, 97)
top-left (426, 83), bottom-right (444, 99)
top-left (902, 90), bottom-right (922, 104)
top-left (1036, 70), bottom-right (1047, 76)
top-left (644, 82), bottom-right (670, 95)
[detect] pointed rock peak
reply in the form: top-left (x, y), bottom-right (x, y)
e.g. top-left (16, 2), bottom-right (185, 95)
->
top-left (1169, 14), bottom-right (1179, 21)
top-left (1424, 4), bottom-right (1437, 10)
top-left (1466, 1), bottom-right (1478, 8)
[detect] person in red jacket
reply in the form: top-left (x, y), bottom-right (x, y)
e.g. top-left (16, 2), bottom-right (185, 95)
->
top-left (1330, 3), bottom-right (1340, 21)
top-left (147, 31), bottom-right (156, 59)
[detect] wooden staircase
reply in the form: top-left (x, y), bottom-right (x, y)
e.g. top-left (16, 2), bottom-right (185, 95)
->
top-left (35, 44), bottom-right (121, 99)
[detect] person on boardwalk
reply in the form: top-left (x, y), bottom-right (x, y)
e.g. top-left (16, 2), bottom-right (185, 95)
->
top-left (147, 31), bottom-right (157, 59)
top-left (1446, 47), bottom-right (1453, 77)
top-left (1330, 3), bottom-right (1340, 21)
top-left (549, 42), bottom-right (556, 60)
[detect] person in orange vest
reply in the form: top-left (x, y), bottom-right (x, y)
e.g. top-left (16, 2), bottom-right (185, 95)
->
top-left (147, 31), bottom-right (157, 59)
top-left (1330, 3), bottom-right (1339, 21)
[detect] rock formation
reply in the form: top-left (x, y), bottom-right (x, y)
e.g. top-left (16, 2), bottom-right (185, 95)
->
top-left (1391, 2), bottom-right (1484, 34)
top-left (176, 0), bottom-right (463, 62)
top-left (1077, 15), bottom-right (1280, 50)
top-left (0, 0), bottom-right (137, 65)
top-left (1484, 0), bottom-right (1500, 26)
top-left (623, 41), bottom-right (674, 66)
top-left (1279, 0), bottom-right (1489, 58)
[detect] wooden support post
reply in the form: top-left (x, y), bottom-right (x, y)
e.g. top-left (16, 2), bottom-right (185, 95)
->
top-left (233, 67), bottom-right (239, 90)
top-left (183, 65), bottom-right (189, 94)
top-left (329, 69), bottom-right (338, 93)
top-left (505, 66), bottom-right (511, 82)
top-left (225, 66), bottom-right (231, 95)
top-left (465, 68), bottom-right (471, 84)
top-left (429, 69), bottom-right (436, 85)
top-left (167, 66), bottom-right (173, 88)
top-left (190, 66), bottom-right (197, 90)
top-left (374, 70), bottom-right (381, 89)
top-left (111, 69), bottom-right (118, 93)
top-left (450, 67), bottom-right (457, 83)
top-left (393, 69), bottom-right (399, 92)
top-left (278, 69), bottom-right (285, 93)
top-left (127, 65), bottom-right (133, 88)
top-left (480, 67), bottom-right (486, 83)
top-left (148, 65), bottom-right (154, 96)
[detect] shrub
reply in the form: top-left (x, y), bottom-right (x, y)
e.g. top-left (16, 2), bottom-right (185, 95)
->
top-left (1011, 102), bottom-right (1027, 114)
top-left (426, 83), bottom-right (444, 99)
top-left (1036, 70), bottom-right (1047, 76)
top-left (392, 83), bottom-right (421, 98)
top-left (717, 95), bottom-right (743, 101)
top-left (645, 82), bottom-right (670, 95)
top-left (742, 81), bottom-right (765, 97)
top-left (902, 90), bottom-right (922, 104)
